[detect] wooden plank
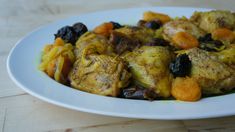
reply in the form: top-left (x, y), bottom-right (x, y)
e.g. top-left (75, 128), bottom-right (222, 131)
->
top-left (49, 120), bottom-right (187, 132)
top-left (0, 95), bottom-right (186, 132)
top-left (0, 108), bottom-right (6, 132)
top-left (183, 117), bottom-right (235, 132)
top-left (0, 38), bottom-right (20, 54)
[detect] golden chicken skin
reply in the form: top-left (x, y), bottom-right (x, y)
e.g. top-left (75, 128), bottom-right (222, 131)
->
top-left (162, 19), bottom-right (205, 42)
top-left (122, 46), bottom-right (173, 97)
top-left (186, 48), bottom-right (235, 94)
top-left (69, 32), bottom-right (131, 96)
top-left (190, 10), bottom-right (235, 33)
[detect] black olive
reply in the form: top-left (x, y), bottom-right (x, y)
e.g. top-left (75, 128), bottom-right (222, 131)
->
top-left (145, 38), bottom-right (169, 46)
top-left (144, 20), bottom-right (162, 30)
top-left (198, 33), bottom-right (224, 52)
top-left (199, 41), bottom-right (224, 52)
top-left (121, 87), bottom-right (145, 100)
top-left (54, 26), bottom-right (77, 45)
top-left (110, 21), bottom-right (123, 29)
top-left (170, 54), bottom-right (191, 77)
top-left (55, 22), bottom-right (88, 45)
top-left (72, 22), bottom-right (88, 37)
top-left (120, 85), bottom-right (157, 100)
top-left (198, 33), bottom-right (213, 42)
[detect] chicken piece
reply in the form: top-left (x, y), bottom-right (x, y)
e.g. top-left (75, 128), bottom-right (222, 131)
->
top-left (69, 54), bottom-right (131, 97)
top-left (162, 19), bottom-right (205, 43)
top-left (115, 26), bottom-right (156, 44)
top-left (186, 48), bottom-right (235, 94)
top-left (75, 32), bottom-right (114, 58)
top-left (39, 38), bottom-right (75, 84)
top-left (109, 31), bottom-right (140, 55)
top-left (190, 10), bottom-right (235, 33)
top-left (122, 46), bottom-right (173, 97)
top-left (216, 45), bottom-right (235, 65)
top-left (70, 32), bottom-right (131, 96)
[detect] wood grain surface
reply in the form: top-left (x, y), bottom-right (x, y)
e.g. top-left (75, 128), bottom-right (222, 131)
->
top-left (1, 0), bottom-right (235, 132)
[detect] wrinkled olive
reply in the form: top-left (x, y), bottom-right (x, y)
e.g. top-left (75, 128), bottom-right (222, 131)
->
top-left (72, 22), bottom-right (88, 37)
top-left (144, 20), bottom-right (162, 30)
top-left (55, 22), bottom-right (88, 45)
top-left (110, 21), bottom-right (123, 29)
top-left (170, 54), bottom-right (191, 77)
top-left (198, 33), bottom-right (225, 52)
top-left (54, 26), bottom-right (77, 45)
top-left (120, 85), bottom-right (157, 100)
top-left (198, 33), bottom-right (213, 42)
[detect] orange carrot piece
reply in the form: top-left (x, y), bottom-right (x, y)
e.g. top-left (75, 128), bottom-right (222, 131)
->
top-left (212, 28), bottom-right (235, 42)
top-left (94, 22), bottom-right (114, 36)
top-left (143, 11), bottom-right (171, 24)
top-left (172, 32), bottom-right (199, 49)
top-left (54, 37), bottom-right (65, 46)
top-left (171, 77), bottom-right (201, 102)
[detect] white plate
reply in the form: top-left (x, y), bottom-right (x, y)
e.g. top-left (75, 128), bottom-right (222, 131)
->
top-left (7, 7), bottom-right (235, 120)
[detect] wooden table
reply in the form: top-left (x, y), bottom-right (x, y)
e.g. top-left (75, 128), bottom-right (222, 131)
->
top-left (1, 0), bottom-right (235, 131)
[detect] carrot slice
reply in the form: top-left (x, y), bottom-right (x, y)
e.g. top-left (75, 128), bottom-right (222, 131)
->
top-left (94, 22), bottom-right (114, 36)
top-left (171, 77), bottom-right (201, 102)
top-left (54, 37), bottom-right (65, 46)
top-left (46, 59), bottom-right (56, 78)
top-left (143, 11), bottom-right (171, 24)
top-left (212, 28), bottom-right (235, 43)
top-left (172, 32), bottom-right (199, 49)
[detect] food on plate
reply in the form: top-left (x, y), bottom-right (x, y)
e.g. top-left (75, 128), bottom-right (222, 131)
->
top-left (120, 85), bottom-right (158, 100)
top-left (109, 31), bottom-right (140, 54)
top-left (115, 26), bottom-right (156, 44)
top-left (198, 33), bottom-right (225, 52)
top-left (172, 31), bottom-right (199, 49)
top-left (169, 54), bottom-right (191, 77)
top-left (39, 38), bottom-right (75, 84)
top-left (171, 77), bottom-right (201, 101)
top-left (74, 32), bottom-right (114, 58)
top-left (122, 46), bottom-right (173, 97)
top-left (94, 22), bottom-right (114, 36)
top-left (143, 11), bottom-right (171, 24)
top-left (54, 22), bottom-right (88, 45)
top-left (190, 10), bottom-right (235, 33)
top-left (186, 48), bottom-right (235, 94)
top-left (216, 45), bottom-right (235, 65)
top-left (211, 28), bottom-right (235, 43)
top-left (69, 32), bottom-right (130, 96)
top-left (162, 19), bottom-right (205, 43)
top-left (69, 54), bottom-right (131, 96)
top-left (39, 10), bottom-right (235, 102)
